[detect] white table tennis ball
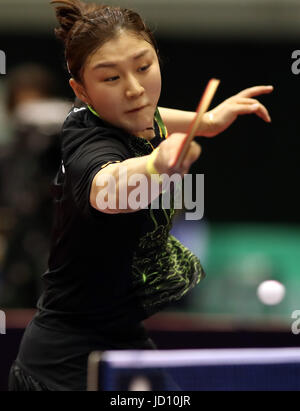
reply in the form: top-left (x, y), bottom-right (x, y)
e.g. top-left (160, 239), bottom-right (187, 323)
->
top-left (257, 280), bottom-right (286, 305)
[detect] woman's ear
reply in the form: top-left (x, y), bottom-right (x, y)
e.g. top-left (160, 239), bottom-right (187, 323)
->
top-left (69, 78), bottom-right (90, 105)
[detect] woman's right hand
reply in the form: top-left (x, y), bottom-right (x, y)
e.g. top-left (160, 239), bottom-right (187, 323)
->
top-left (153, 133), bottom-right (202, 177)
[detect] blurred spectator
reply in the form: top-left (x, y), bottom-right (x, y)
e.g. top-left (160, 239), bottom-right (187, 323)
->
top-left (0, 63), bottom-right (72, 307)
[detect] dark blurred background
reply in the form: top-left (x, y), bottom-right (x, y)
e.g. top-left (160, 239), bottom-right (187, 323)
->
top-left (0, 0), bottom-right (300, 390)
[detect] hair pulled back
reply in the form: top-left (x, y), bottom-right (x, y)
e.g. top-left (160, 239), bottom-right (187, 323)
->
top-left (50, 0), bottom-right (159, 83)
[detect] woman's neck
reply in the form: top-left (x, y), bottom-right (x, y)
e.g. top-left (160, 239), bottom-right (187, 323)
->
top-left (136, 127), bottom-right (155, 141)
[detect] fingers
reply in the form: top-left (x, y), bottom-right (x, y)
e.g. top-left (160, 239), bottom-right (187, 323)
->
top-left (232, 103), bottom-right (271, 123)
top-left (163, 133), bottom-right (201, 174)
top-left (181, 141), bottom-right (202, 172)
top-left (236, 98), bottom-right (271, 122)
top-left (237, 85), bottom-right (274, 98)
top-left (158, 132), bottom-right (186, 171)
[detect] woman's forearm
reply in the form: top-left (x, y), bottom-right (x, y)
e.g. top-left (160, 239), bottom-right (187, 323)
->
top-left (90, 132), bottom-right (201, 215)
top-left (90, 155), bottom-right (163, 214)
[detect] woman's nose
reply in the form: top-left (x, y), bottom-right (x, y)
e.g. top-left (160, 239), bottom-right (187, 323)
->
top-left (125, 75), bottom-right (145, 98)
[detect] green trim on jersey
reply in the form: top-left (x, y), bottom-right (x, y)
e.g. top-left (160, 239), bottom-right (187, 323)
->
top-left (154, 108), bottom-right (168, 139)
top-left (87, 105), bottom-right (167, 138)
top-left (87, 105), bottom-right (100, 118)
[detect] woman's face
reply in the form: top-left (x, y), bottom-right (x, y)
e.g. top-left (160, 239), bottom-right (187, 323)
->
top-left (71, 30), bottom-right (162, 136)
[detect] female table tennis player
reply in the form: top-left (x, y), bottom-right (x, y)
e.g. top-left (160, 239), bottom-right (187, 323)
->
top-left (8, 0), bottom-right (273, 391)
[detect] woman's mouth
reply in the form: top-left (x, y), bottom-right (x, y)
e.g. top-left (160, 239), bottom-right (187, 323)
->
top-left (126, 105), bottom-right (147, 114)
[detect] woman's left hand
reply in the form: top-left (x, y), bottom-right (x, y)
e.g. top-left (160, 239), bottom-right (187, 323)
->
top-left (201, 85), bottom-right (274, 137)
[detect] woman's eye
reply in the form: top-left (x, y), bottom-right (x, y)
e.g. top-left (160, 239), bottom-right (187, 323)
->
top-left (138, 64), bottom-right (151, 72)
top-left (104, 76), bottom-right (119, 82)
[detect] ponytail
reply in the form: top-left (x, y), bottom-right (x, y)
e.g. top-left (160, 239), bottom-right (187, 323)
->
top-left (50, 0), bottom-right (86, 44)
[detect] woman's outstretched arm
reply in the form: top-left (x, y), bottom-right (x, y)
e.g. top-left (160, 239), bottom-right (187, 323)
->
top-left (158, 85), bottom-right (273, 137)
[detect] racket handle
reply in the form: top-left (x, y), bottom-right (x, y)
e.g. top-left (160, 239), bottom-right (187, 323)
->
top-left (172, 78), bottom-right (220, 168)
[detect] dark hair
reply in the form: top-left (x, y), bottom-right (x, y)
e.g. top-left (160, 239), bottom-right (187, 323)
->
top-left (50, 0), bottom-right (159, 83)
